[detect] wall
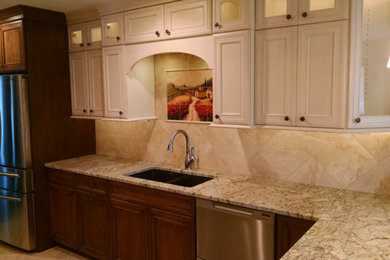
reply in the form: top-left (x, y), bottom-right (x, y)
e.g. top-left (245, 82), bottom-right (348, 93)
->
top-left (96, 53), bottom-right (390, 196)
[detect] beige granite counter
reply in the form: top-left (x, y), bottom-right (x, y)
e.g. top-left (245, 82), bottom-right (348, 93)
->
top-left (45, 154), bottom-right (390, 259)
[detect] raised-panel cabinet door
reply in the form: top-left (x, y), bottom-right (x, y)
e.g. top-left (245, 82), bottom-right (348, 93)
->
top-left (78, 192), bottom-right (110, 260)
top-left (150, 208), bottom-right (195, 260)
top-left (213, 0), bottom-right (252, 33)
top-left (111, 199), bottom-right (149, 260)
top-left (69, 52), bottom-right (89, 116)
top-left (214, 30), bottom-right (252, 125)
top-left (102, 13), bottom-right (124, 46)
top-left (86, 20), bottom-right (102, 50)
top-left (102, 46), bottom-right (127, 118)
top-left (164, 0), bottom-right (211, 39)
top-left (255, 27), bottom-right (297, 126)
top-left (298, 0), bottom-right (349, 24)
top-left (49, 184), bottom-right (78, 249)
top-left (124, 5), bottom-right (164, 43)
top-left (68, 23), bottom-right (87, 52)
top-left (297, 20), bottom-right (348, 128)
top-left (0, 20), bottom-right (26, 72)
top-left (87, 50), bottom-right (104, 117)
top-left (256, 0), bottom-right (298, 29)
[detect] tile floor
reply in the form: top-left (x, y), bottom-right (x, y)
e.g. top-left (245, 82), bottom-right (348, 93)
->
top-left (0, 241), bottom-right (86, 259)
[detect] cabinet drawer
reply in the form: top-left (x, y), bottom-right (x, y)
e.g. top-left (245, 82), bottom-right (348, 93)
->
top-left (110, 181), bottom-right (195, 217)
top-left (76, 174), bottom-right (109, 195)
top-left (48, 169), bottom-right (75, 187)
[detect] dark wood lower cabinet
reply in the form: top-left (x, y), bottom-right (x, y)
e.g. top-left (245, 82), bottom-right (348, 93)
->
top-left (275, 215), bottom-right (315, 259)
top-left (111, 199), bottom-right (149, 260)
top-left (78, 191), bottom-right (110, 259)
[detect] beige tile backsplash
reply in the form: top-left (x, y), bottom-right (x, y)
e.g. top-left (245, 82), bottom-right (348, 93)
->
top-left (96, 53), bottom-right (390, 196)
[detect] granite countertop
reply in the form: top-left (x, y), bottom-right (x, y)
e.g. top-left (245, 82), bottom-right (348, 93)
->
top-left (45, 154), bottom-right (390, 259)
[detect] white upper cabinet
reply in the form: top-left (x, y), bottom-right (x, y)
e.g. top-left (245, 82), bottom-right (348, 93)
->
top-left (213, 0), bottom-right (253, 33)
top-left (69, 52), bottom-right (89, 115)
top-left (296, 21), bottom-right (348, 128)
top-left (214, 30), bottom-right (252, 125)
top-left (102, 13), bottom-right (125, 46)
top-left (255, 27), bottom-right (297, 126)
top-left (256, 0), bottom-right (349, 29)
top-left (124, 6), bottom-right (164, 43)
top-left (102, 46), bottom-right (127, 118)
top-left (70, 50), bottom-right (104, 118)
top-left (68, 20), bottom-right (102, 52)
top-left (164, 0), bottom-right (211, 39)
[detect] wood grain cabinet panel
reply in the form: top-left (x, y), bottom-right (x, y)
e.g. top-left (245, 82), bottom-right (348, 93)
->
top-left (0, 20), bottom-right (25, 72)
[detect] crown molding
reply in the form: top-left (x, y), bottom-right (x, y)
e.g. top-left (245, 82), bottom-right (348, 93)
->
top-left (66, 7), bottom-right (99, 24)
top-left (96, 0), bottom-right (176, 16)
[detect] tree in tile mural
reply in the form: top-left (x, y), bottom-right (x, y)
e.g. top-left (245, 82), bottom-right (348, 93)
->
top-left (166, 69), bottom-right (213, 122)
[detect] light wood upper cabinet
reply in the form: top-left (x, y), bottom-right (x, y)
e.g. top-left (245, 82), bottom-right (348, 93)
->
top-left (214, 30), bottom-right (252, 125)
top-left (0, 20), bottom-right (26, 73)
top-left (124, 6), bottom-right (164, 44)
top-left (256, 0), bottom-right (349, 29)
top-left (213, 0), bottom-right (253, 33)
top-left (102, 46), bottom-right (127, 119)
top-left (255, 27), bottom-right (297, 126)
top-left (102, 13), bottom-right (124, 46)
top-left (70, 50), bottom-right (104, 118)
top-left (68, 20), bottom-right (101, 52)
top-left (164, 0), bottom-right (211, 39)
top-left (296, 20), bottom-right (348, 128)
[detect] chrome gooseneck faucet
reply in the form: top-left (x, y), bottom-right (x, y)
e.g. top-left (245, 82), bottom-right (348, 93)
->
top-left (167, 129), bottom-right (195, 170)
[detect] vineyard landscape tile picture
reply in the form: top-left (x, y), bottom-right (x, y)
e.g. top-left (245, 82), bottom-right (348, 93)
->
top-left (166, 69), bottom-right (213, 122)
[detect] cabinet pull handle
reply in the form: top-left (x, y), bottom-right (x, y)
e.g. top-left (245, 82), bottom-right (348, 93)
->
top-left (90, 109), bottom-right (94, 113)
top-left (286, 14), bottom-right (292, 20)
top-left (214, 22), bottom-right (220, 28)
top-left (83, 109), bottom-right (87, 113)
top-left (87, 42), bottom-right (91, 46)
top-left (155, 31), bottom-right (160, 37)
top-left (355, 117), bottom-right (361, 123)
top-left (284, 116), bottom-right (289, 121)
top-left (119, 111), bottom-right (123, 115)
top-left (80, 43), bottom-right (84, 47)
top-left (302, 12), bottom-right (308, 17)
top-left (215, 114), bottom-right (220, 119)
top-left (165, 29), bottom-right (171, 36)
top-left (116, 36), bottom-right (120, 41)
top-left (300, 116), bottom-right (305, 122)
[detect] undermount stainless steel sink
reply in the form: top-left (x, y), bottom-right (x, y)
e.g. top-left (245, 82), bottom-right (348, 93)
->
top-left (125, 168), bottom-right (213, 187)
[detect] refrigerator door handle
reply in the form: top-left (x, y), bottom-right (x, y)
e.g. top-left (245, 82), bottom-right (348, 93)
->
top-left (0, 194), bottom-right (22, 202)
top-left (0, 172), bottom-right (20, 178)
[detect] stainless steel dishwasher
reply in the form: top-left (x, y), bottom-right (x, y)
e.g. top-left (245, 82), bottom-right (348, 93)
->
top-left (196, 199), bottom-right (275, 260)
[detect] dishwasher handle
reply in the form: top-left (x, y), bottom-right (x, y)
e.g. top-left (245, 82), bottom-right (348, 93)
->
top-left (213, 204), bottom-right (253, 216)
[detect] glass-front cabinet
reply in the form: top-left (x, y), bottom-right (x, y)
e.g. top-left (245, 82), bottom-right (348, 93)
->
top-left (213, 0), bottom-right (253, 32)
top-left (349, 0), bottom-right (390, 128)
top-left (68, 20), bottom-right (101, 52)
top-left (256, 0), bottom-right (348, 29)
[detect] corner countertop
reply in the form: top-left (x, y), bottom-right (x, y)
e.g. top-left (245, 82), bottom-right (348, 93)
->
top-left (45, 154), bottom-right (390, 259)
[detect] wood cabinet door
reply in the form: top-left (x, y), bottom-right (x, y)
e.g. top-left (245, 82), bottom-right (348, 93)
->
top-left (150, 208), bottom-right (195, 260)
top-left (255, 27), bottom-right (297, 126)
top-left (78, 191), bottom-right (110, 260)
top-left (124, 5), bottom-right (164, 44)
top-left (214, 30), bottom-right (252, 125)
top-left (86, 20), bottom-right (102, 50)
top-left (0, 20), bottom-right (26, 72)
top-left (102, 46), bottom-right (127, 118)
top-left (164, 0), bottom-right (211, 39)
top-left (49, 184), bottom-right (78, 249)
top-left (256, 0), bottom-right (298, 29)
top-left (276, 215), bottom-right (315, 259)
top-left (69, 52), bottom-right (89, 116)
top-left (111, 199), bottom-right (149, 260)
top-left (87, 50), bottom-right (104, 117)
top-left (102, 13), bottom-right (124, 46)
top-left (296, 20), bottom-right (348, 128)
top-left (68, 23), bottom-right (87, 52)
top-left (213, 0), bottom-right (252, 33)
top-left (298, 0), bottom-right (349, 25)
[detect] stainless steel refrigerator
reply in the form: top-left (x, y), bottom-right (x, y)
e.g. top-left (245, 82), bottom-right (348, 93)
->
top-left (0, 74), bottom-right (36, 250)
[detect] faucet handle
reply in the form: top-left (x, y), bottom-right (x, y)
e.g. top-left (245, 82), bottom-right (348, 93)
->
top-left (191, 147), bottom-right (195, 157)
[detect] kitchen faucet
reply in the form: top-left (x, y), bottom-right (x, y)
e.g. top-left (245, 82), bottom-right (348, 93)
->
top-left (167, 129), bottom-right (195, 170)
